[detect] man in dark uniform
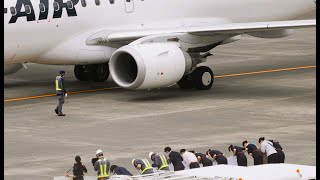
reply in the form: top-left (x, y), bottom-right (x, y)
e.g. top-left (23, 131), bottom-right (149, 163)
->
top-left (110, 165), bottom-right (132, 176)
top-left (94, 149), bottom-right (111, 180)
top-left (149, 152), bottom-right (169, 171)
top-left (242, 140), bottom-right (263, 165)
top-left (194, 152), bottom-right (213, 167)
top-left (206, 149), bottom-right (228, 165)
top-left (269, 140), bottom-right (285, 163)
top-left (55, 70), bottom-right (67, 116)
top-left (132, 158), bottom-right (154, 175)
top-left (164, 147), bottom-right (185, 171)
top-left (228, 145), bottom-right (247, 166)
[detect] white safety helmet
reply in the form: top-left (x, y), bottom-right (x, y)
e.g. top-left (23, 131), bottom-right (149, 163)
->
top-left (132, 159), bottom-right (136, 165)
top-left (149, 152), bottom-right (155, 159)
top-left (96, 149), bottom-right (103, 155)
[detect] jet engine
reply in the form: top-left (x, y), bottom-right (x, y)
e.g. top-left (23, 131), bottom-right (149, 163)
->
top-left (4, 63), bottom-right (23, 75)
top-left (109, 43), bottom-right (192, 90)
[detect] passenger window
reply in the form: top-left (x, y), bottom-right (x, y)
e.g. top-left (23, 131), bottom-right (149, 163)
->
top-left (39, 3), bottom-right (45, 13)
top-left (10, 7), bottom-right (16, 16)
top-left (81, 0), bottom-right (87, 7)
top-left (25, 5), bottom-right (31, 14)
top-left (4, 8), bottom-right (7, 14)
top-left (53, 2), bottom-right (59, 11)
top-left (95, 0), bottom-right (100, 6)
top-left (67, 1), bottom-right (73, 9)
top-left (109, 0), bottom-right (114, 4)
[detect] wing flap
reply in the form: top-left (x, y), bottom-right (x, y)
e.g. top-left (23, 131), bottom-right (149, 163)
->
top-left (87, 19), bottom-right (315, 44)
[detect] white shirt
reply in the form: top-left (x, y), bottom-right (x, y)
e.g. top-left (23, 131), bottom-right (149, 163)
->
top-left (260, 140), bottom-right (277, 157)
top-left (182, 151), bottom-right (198, 166)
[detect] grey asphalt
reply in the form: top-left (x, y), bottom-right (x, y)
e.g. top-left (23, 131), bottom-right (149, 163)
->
top-left (4, 13), bottom-right (315, 180)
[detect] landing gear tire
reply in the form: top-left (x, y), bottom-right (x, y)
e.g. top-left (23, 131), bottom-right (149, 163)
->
top-left (91, 63), bottom-right (109, 82)
top-left (177, 74), bottom-right (194, 89)
top-left (74, 63), bottom-right (109, 82)
top-left (192, 66), bottom-right (214, 90)
top-left (74, 65), bottom-right (89, 81)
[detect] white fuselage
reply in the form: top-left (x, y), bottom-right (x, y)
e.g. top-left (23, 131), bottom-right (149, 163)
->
top-left (4, 0), bottom-right (315, 65)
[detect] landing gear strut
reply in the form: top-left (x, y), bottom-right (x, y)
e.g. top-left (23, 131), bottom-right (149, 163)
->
top-left (177, 66), bottom-right (214, 90)
top-left (74, 63), bottom-right (109, 82)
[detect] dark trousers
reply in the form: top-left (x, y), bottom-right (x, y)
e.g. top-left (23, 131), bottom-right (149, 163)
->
top-left (173, 163), bottom-right (185, 171)
top-left (189, 162), bottom-right (200, 169)
top-left (236, 154), bottom-right (247, 166)
top-left (252, 152), bottom-right (263, 165)
top-left (56, 93), bottom-right (65, 114)
top-left (267, 153), bottom-right (279, 164)
top-left (73, 176), bottom-right (84, 180)
top-left (276, 150), bottom-right (285, 163)
top-left (216, 156), bottom-right (228, 165)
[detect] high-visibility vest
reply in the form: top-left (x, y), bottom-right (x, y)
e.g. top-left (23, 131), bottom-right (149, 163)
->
top-left (97, 158), bottom-right (109, 178)
top-left (141, 159), bottom-right (153, 174)
top-left (158, 155), bottom-right (169, 170)
top-left (55, 76), bottom-right (62, 91)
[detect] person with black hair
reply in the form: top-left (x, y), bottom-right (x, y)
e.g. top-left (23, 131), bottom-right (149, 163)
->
top-left (269, 140), bottom-right (285, 163)
top-left (228, 145), bottom-right (247, 166)
top-left (194, 152), bottom-right (213, 167)
top-left (110, 165), bottom-right (132, 176)
top-left (180, 149), bottom-right (200, 169)
top-left (164, 147), bottom-right (185, 171)
top-left (65, 156), bottom-right (88, 180)
top-left (242, 140), bottom-right (263, 165)
top-left (206, 149), bottom-right (228, 165)
top-left (259, 137), bottom-right (279, 164)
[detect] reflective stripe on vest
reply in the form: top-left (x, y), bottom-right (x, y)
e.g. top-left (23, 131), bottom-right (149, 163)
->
top-left (55, 76), bottom-right (62, 91)
top-left (97, 158), bottom-right (109, 178)
top-left (141, 159), bottom-right (152, 174)
top-left (159, 155), bottom-right (169, 170)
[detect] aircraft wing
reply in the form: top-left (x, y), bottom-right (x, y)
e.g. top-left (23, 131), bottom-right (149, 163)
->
top-left (87, 19), bottom-right (315, 44)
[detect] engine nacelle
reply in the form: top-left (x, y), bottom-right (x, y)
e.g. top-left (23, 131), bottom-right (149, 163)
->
top-left (4, 63), bottom-right (23, 75)
top-left (248, 29), bottom-right (294, 39)
top-left (109, 43), bottom-right (191, 90)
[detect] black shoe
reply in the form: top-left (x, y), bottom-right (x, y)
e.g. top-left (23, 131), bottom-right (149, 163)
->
top-left (55, 109), bottom-right (58, 114)
top-left (58, 113), bottom-right (66, 116)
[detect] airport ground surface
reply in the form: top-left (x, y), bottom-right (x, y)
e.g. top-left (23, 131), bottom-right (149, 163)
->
top-left (4, 16), bottom-right (315, 180)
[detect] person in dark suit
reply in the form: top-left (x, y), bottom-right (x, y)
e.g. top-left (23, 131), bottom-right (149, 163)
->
top-left (164, 147), bottom-right (185, 171)
top-left (228, 145), bottom-right (248, 166)
top-left (110, 165), bottom-right (132, 176)
top-left (194, 152), bottom-right (213, 167)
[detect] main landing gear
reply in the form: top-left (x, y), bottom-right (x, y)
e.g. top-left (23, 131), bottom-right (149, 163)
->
top-left (177, 66), bottom-right (214, 90)
top-left (74, 63), bottom-right (109, 82)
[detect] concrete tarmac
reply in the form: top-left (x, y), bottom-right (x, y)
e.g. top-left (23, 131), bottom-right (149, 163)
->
top-left (4, 14), bottom-right (315, 180)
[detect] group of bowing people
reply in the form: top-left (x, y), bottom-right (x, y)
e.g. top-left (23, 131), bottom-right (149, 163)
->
top-left (64, 137), bottom-right (285, 179)
top-left (118, 137), bottom-right (285, 175)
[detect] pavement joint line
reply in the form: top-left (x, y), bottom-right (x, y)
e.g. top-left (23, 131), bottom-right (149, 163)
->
top-left (4, 65), bottom-right (315, 103)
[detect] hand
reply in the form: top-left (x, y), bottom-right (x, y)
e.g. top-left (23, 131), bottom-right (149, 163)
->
top-left (65, 93), bottom-right (68, 97)
top-left (64, 173), bottom-right (69, 177)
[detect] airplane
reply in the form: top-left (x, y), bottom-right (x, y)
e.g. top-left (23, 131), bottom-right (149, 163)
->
top-left (4, 0), bottom-right (316, 90)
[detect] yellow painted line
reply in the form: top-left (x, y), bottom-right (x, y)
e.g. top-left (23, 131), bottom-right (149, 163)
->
top-left (4, 87), bottom-right (120, 103)
top-left (215, 65), bottom-right (315, 78)
top-left (4, 65), bottom-right (315, 103)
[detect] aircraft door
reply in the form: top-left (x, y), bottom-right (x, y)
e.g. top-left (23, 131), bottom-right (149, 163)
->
top-left (124, 0), bottom-right (134, 13)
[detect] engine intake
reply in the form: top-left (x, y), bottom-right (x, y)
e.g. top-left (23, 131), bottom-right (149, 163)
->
top-left (109, 43), bottom-right (191, 90)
